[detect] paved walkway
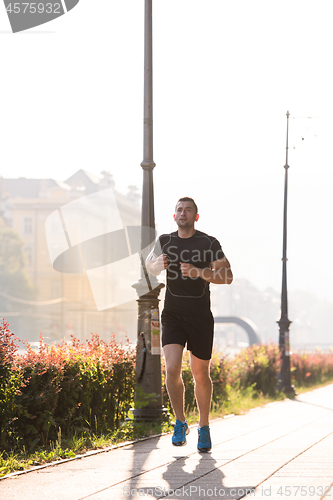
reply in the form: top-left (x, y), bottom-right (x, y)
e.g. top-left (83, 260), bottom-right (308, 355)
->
top-left (1, 384), bottom-right (333, 500)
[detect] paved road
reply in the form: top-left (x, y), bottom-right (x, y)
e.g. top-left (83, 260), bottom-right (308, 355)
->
top-left (1, 384), bottom-right (333, 500)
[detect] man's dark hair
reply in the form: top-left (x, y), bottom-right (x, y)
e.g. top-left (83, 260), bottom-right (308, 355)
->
top-left (176, 197), bottom-right (198, 215)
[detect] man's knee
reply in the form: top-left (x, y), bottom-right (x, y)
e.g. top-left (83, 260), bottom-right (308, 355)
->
top-left (163, 344), bottom-right (184, 381)
top-left (192, 366), bottom-right (211, 386)
top-left (166, 363), bottom-right (182, 381)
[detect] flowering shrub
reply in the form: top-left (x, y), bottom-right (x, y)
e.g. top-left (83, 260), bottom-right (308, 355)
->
top-left (0, 319), bottom-right (23, 449)
top-left (291, 351), bottom-right (333, 387)
top-left (0, 325), bottom-right (135, 452)
top-left (2, 318), bottom-right (333, 454)
top-left (162, 344), bottom-right (333, 416)
top-left (228, 344), bottom-right (282, 396)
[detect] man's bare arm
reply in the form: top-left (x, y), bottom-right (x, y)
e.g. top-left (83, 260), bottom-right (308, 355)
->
top-left (180, 257), bottom-right (233, 284)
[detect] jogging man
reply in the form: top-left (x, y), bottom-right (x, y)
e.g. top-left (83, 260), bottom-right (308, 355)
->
top-left (146, 197), bottom-right (233, 452)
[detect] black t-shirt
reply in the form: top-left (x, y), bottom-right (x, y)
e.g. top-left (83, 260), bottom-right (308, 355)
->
top-left (152, 230), bottom-right (225, 314)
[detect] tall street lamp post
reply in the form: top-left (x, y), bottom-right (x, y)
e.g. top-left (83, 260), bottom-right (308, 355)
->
top-left (131, 0), bottom-right (167, 422)
top-left (277, 111), bottom-right (296, 395)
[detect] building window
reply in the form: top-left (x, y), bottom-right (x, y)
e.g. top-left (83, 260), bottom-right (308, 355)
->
top-left (23, 217), bottom-right (33, 234)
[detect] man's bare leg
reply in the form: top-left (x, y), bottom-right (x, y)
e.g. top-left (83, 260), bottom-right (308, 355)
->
top-left (190, 353), bottom-right (212, 427)
top-left (163, 344), bottom-right (185, 422)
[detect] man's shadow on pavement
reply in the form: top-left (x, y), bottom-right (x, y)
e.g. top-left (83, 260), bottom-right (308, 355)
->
top-left (125, 434), bottom-right (255, 499)
top-left (127, 449), bottom-right (225, 499)
top-left (162, 453), bottom-right (255, 499)
top-left (161, 453), bottom-right (226, 497)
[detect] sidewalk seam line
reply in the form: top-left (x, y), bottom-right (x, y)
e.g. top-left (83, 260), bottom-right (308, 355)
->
top-left (248, 431), bottom-right (333, 499)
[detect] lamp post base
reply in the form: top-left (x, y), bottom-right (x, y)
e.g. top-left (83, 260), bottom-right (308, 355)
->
top-left (277, 377), bottom-right (297, 396)
top-left (277, 316), bottom-right (296, 396)
top-left (286, 386), bottom-right (297, 397)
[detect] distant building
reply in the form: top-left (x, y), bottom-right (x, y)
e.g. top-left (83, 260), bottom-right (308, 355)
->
top-left (0, 170), bottom-right (141, 344)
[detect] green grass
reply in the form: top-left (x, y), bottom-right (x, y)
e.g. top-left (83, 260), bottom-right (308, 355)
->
top-left (291, 377), bottom-right (333, 395)
top-left (0, 429), bottom-right (77, 478)
top-left (0, 420), bottom-right (173, 478)
top-left (1, 380), bottom-right (332, 479)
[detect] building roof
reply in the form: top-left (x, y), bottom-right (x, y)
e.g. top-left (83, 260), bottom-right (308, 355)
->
top-left (64, 169), bottom-right (102, 192)
top-left (0, 170), bottom-right (104, 199)
top-left (0, 171), bottom-right (140, 218)
top-left (0, 178), bottom-right (67, 199)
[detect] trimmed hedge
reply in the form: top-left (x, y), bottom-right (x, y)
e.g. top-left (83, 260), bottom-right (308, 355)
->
top-left (291, 350), bottom-right (333, 387)
top-left (0, 319), bottom-right (135, 451)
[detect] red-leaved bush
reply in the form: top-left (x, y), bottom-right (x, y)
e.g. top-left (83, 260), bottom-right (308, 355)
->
top-left (1, 322), bottom-right (135, 451)
top-left (0, 319), bottom-right (23, 450)
top-left (291, 351), bottom-right (333, 387)
top-left (228, 344), bottom-right (282, 396)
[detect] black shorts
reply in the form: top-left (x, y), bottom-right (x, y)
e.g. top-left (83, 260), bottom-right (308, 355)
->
top-left (161, 309), bottom-right (215, 361)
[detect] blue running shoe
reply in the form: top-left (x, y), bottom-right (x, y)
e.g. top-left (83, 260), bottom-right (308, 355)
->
top-left (172, 420), bottom-right (189, 446)
top-left (197, 425), bottom-right (211, 452)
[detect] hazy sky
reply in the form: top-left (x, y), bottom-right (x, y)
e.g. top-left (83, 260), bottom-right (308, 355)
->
top-left (1, 1), bottom-right (333, 303)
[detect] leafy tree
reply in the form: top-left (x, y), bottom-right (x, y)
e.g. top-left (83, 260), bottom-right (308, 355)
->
top-left (0, 218), bottom-right (36, 330)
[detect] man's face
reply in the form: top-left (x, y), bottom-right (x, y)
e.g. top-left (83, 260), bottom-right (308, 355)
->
top-left (174, 201), bottom-right (197, 228)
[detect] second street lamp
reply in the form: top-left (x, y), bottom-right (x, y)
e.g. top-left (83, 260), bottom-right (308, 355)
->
top-left (277, 110), bottom-right (296, 395)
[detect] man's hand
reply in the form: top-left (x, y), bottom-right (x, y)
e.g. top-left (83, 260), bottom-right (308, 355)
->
top-left (146, 253), bottom-right (168, 276)
top-left (180, 262), bottom-right (200, 278)
top-left (156, 254), bottom-right (169, 273)
top-left (180, 259), bottom-right (233, 284)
